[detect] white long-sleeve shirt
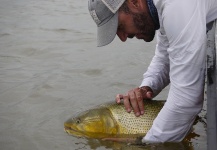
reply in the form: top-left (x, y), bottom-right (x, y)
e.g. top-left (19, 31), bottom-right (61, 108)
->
top-left (140, 0), bottom-right (217, 142)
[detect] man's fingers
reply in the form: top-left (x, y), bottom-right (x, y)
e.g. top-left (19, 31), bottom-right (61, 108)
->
top-left (128, 91), bottom-right (140, 117)
top-left (116, 94), bottom-right (123, 103)
top-left (146, 91), bottom-right (153, 99)
top-left (123, 95), bottom-right (132, 113)
top-left (116, 86), bottom-right (153, 117)
top-left (135, 88), bottom-right (144, 115)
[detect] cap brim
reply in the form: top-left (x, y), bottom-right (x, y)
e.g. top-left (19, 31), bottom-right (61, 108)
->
top-left (97, 12), bottom-right (118, 47)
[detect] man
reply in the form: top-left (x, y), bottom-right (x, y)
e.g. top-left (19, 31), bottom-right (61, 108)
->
top-left (88, 0), bottom-right (217, 143)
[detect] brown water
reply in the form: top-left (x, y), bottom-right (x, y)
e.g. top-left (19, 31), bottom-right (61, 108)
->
top-left (0, 0), bottom-right (207, 149)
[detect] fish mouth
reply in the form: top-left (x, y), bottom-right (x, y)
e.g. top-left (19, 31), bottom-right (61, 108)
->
top-left (64, 124), bottom-right (85, 137)
top-left (64, 124), bottom-right (115, 139)
top-left (64, 125), bottom-right (100, 138)
top-left (64, 126), bottom-right (72, 133)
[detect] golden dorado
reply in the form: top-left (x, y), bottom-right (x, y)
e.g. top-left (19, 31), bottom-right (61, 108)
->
top-left (64, 100), bottom-right (165, 139)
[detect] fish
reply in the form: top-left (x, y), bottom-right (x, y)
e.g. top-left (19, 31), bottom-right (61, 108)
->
top-left (64, 100), bottom-right (165, 139)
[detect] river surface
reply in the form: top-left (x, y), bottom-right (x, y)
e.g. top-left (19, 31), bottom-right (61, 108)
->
top-left (0, 0), bottom-right (207, 149)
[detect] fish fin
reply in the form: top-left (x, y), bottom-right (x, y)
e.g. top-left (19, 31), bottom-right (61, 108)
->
top-left (102, 136), bottom-right (145, 145)
top-left (101, 137), bottom-right (136, 144)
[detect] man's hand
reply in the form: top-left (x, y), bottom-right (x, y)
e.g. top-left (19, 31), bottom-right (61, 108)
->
top-left (115, 86), bottom-right (153, 117)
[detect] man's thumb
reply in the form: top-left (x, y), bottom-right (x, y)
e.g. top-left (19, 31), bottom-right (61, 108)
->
top-left (146, 91), bottom-right (153, 99)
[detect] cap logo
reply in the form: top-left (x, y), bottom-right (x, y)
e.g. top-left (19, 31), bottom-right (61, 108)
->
top-left (90, 10), bottom-right (101, 25)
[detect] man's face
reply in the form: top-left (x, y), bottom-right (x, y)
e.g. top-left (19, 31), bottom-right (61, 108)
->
top-left (117, 10), bottom-right (156, 42)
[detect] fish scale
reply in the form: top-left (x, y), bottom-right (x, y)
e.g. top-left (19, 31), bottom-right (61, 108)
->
top-left (103, 100), bottom-right (164, 135)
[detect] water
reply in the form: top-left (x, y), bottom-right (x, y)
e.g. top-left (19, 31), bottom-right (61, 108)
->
top-left (0, 0), bottom-right (206, 149)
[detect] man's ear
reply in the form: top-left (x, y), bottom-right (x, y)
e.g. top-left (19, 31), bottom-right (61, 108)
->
top-left (127, 0), bottom-right (143, 12)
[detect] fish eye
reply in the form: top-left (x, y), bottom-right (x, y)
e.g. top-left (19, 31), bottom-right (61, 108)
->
top-left (76, 118), bottom-right (81, 124)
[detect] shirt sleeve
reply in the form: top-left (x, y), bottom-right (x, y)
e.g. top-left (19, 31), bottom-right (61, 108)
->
top-left (140, 29), bottom-right (170, 97)
top-left (142, 0), bottom-right (207, 142)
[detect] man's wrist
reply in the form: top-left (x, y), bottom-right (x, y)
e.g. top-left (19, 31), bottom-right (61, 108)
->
top-left (140, 86), bottom-right (153, 93)
top-left (139, 86), bottom-right (153, 99)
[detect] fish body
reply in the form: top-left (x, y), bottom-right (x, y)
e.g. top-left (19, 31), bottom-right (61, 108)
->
top-left (64, 100), bottom-right (164, 139)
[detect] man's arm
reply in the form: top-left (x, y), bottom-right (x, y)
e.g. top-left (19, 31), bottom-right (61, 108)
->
top-left (143, 0), bottom-right (206, 142)
top-left (140, 29), bottom-right (170, 97)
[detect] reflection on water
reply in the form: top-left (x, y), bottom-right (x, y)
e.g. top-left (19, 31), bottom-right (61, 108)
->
top-left (0, 0), bottom-right (207, 150)
top-left (86, 139), bottom-right (192, 150)
top-left (69, 131), bottom-right (202, 150)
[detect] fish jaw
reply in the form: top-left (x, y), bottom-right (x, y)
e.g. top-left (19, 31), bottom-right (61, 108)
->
top-left (64, 123), bottom-right (86, 137)
top-left (64, 108), bottom-right (119, 139)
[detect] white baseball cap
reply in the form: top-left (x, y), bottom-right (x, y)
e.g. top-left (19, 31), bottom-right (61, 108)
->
top-left (88, 0), bottom-right (125, 47)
